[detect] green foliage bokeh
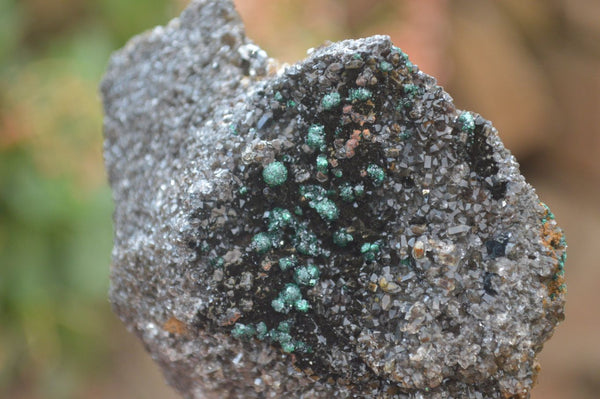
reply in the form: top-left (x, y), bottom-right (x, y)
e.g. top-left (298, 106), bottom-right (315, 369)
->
top-left (0, 0), bottom-right (180, 397)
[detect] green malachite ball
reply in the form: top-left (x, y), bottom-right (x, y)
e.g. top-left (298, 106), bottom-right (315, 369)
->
top-left (262, 161), bottom-right (288, 187)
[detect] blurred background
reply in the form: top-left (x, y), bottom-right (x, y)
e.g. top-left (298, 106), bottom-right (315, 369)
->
top-left (0, 0), bottom-right (598, 398)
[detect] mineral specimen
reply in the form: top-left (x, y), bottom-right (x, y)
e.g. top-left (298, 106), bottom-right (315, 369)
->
top-left (101, 0), bottom-right (566, 398)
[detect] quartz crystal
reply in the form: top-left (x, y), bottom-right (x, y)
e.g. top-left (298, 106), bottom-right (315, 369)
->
top-left (101, 1), bottom-right (566, 397)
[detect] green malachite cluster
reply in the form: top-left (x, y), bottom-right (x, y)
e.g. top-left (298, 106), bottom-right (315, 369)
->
top-left (306, 124), bottom-right (326, 151)
top-left (338, 183), bottom-right (355, 202)
top-left (541, 202), bottom-right (555, 224)
top-left (231, 322), bottom-right (257, 340)
top-left (316, 154), bottom-right (328, 173)
top-left (210, 256), bottom-right (224, 268)
top-left (248, 202), bottom-right (326, 319)
top-left (367, 164), bottom-right (386, 186)
top-left (278, 255), bottom-right (297, 271)
top-left (333, 228), bottom-right (354, 247)
top-left (347, 87), bottom-right (372, 102)
top-left (397, 83), bottom-right (423, 109)
top-left (268, 208), bottom-right (294, 231)
top-left (402, 83), bottom-right (420, 97)
top-left (251, 232), bottom-right (272, 254)
top-left (321, 92), bottom-right (341, 110)
top-left (232, 319), bottom-right (312, 354)
top-left (251, 206), bottom-right (321, 256)
top-left (299, 185), bottom-right (339, 222)
top-left (541, 202), bottom-right (567, 298)
top-left (361, 241), bottom-right (381, 262)
top-left (379, 60), bottom-right (393, 72)
top-left (457, 111), bottom-right (475, 134)
top-left (240, 81), bottom-right (399, 352)
top-left (392, 45), bottom-right (414, 72)
top-left (338, 182), bottom-right (364, 203)
top-left (311, 197), bottom-right (339, 222)
top-left (271, 283), bottom-right (309, 313)
top-left (294, 264), bottom-right (320, 287)
top-left (262, 161), bottom-right (288, 187)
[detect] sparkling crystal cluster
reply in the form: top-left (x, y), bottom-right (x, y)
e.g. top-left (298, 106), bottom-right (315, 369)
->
top-left (102, 1), bottom-right (566, 397)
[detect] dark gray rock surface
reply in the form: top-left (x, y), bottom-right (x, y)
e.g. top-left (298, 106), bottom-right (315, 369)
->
top-left (101, 1), bottom-right (566, 397)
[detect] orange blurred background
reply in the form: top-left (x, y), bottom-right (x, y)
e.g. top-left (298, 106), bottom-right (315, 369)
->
top-left (1, 0), bottom-right (598, 398)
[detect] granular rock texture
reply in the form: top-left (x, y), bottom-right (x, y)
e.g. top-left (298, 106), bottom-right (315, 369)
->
top-left (101, 1), bottom-right (566, 398)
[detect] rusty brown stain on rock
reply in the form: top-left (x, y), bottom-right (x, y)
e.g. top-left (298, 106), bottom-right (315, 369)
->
top-left (163, 316), bottom-right (188, 335)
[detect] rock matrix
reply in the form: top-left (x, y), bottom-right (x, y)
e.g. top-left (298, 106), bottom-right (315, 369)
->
top-left (101, 1), bottom-right (566, 397)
